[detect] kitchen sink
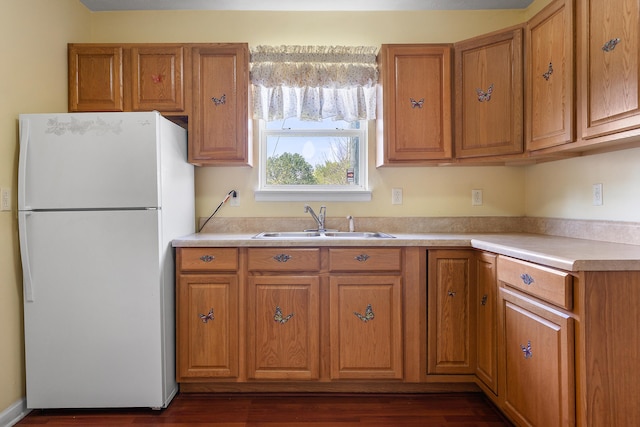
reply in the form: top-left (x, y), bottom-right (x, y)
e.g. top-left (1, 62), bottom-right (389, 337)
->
top-left (252, 231), bottom-right (395, 239)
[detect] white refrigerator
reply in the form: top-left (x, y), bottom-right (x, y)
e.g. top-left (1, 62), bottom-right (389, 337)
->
top-left (18, 111), bottom-right (194, 409)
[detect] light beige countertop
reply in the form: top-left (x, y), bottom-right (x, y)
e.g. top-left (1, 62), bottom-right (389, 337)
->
top-left (172, 232), bottom-right (640, 272)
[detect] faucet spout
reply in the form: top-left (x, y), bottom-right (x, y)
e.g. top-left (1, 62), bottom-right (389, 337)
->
top-left (304, 204), bottom-right (327, 232)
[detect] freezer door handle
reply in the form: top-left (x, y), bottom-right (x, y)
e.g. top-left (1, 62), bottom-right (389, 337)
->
top-left (18, 117), bottom-right (29, 210)
top-left (18, 211), bottom-right (35, 302)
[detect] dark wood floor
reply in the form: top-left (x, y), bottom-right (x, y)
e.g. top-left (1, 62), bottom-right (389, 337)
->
top-left (17, 392), bottom-right (514, 426)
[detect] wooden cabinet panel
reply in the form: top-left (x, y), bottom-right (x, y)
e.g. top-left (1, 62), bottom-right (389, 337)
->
top-left (191, 44), bottom-right (251, 165)
top-left (526, 0), bottom-right (575, 151)
top-left (578, 0), bottom-right (640, 140)
top-left (377, 44), bottom-right (453, 164)
top-left (498, 255), bottom-right (572, 310)
top-left (131, 45), bottom-right (185, 112)
top-left (427, 250), bottom-right (476, 374)
top-left (247, 276), bottom-right (320, 380)
top-left (499, 287), bottom-right (575, 427)
top-left (329, 275), bottom-right (403, 379)
top-left (176, 274), bottom-right (238, 379)
top-left (454, 27), bottom-right (524, 158)
top-left (476, 251), bottom-right (498, 395)
top-left (247, 248), bottom-right (320, 272)
top-left (328, 248), bottom-right (401, 272)
top-left (179, 248), bottom-right (238, 272)
top-left (68, 45), bottom-right (124, 112)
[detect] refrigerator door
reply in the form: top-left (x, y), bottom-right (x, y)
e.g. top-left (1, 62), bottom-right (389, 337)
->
top-left (18, 112), bottom-right (162, 210)
top-left (20, 209), bottom-right (176, 409)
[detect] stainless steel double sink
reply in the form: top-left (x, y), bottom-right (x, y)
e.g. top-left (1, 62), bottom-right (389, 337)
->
top-left (253, 231), bottom-right (395, 239)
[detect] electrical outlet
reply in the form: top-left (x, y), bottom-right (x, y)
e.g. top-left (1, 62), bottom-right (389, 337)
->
top-left (593, 183), bottom-right (603, 206)
top-left (392, 188), bottom-right (403, 205)
top-left (229, 191), bottom-right (240, 206)
top-left (472, 189), bottom-right (483, 206)
top-left (1, 188), bottom-right (10, 211)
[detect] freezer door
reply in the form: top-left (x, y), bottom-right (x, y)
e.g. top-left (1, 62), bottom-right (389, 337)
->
top-left (18, 112), bottom-right (175, 210)
top-left (20, 209), bottom-right (177, 408)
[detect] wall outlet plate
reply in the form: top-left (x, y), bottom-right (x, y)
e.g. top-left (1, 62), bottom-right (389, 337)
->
top-left (472, 189), bottom-right (483, 206)
top-left (1, 188), bottom-right (11, 211)
top-left (592, 183), bottom-right (603, 206)
top-left (392, 188), bottom-right (403, 205)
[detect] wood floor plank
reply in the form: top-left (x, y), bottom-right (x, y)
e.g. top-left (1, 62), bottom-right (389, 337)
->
top-left (17, 393), bottom-right (513, 426)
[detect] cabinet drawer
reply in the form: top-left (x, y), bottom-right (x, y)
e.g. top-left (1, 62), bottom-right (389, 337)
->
top-left (329, 248), bottom-right (402, 272)
top-left (179, 248), bottom-right (238, 272)
top-left (247, 248), bottom-right (320, 272)
top-left (497, 256), bottom-right (572, 309)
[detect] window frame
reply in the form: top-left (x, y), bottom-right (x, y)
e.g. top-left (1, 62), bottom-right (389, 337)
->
top-left (254, 118), bottom-right (371, 202)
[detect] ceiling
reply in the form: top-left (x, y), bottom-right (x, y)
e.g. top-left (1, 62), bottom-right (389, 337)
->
top-left (80, 0), bottom-right (534, 12)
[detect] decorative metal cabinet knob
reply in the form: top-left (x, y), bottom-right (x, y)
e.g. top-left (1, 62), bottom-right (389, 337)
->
top-left (481, 294), bottom-right (488, 306)
top-left (211, 94), bottom-right (226, 105)
top-left (273, 306), bottom-right (294, 324)
top-left (520, 273), bottom-right (534, 285)
top-left (448, 290), bottom-right (457, 297)
top-left (199, 308), bottom-right (215, 323)
top-left (200, 255), bottom-right (214, 262)
top-left (273, 254), bottom-right (291, 263)
top-left (354, 254), bottom-right (370, 262)
top-left (354, 304), bottom-right (375, 322)
top-left (602, 38), bottom-right (621, 52)
top-left (520, 340), bottom-right (533, 359)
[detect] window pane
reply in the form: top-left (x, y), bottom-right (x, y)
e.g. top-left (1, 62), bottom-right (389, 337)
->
top-left (266, 134), bottom-right (360, 185)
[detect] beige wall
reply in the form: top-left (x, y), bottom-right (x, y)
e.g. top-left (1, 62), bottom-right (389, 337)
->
top-left (0, 0), bottom-right (91, 414)
top-left (88, 8), bottom-right (533, 220)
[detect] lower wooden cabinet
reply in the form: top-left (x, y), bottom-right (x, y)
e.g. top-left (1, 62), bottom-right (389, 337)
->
top-left (499, 286), bottom-right (575, 427)
top-left (329, 274), bottom-right (403, 379)
top-left (176, 247), bottom-right (240, 381)
top-left (427, 250), bottom-right (476, 375)
top-left (475, 251), bottom-right (498, 395)
top-left (247, 275), bottom-right (320, 380)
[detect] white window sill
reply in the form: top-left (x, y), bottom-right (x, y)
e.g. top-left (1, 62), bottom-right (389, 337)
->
top-left (255, 190), bottom-right (372, 202)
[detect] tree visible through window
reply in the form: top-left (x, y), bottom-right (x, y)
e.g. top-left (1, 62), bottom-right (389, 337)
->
top-left (259, 117), bottom-right (366, 192)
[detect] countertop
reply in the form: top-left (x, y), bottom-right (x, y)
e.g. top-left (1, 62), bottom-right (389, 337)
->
top-left (172, 232), bottom-right (640, 272)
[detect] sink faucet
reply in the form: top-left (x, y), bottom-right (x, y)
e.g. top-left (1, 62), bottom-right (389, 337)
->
top-left (304, 205), bottom-right (326, 232)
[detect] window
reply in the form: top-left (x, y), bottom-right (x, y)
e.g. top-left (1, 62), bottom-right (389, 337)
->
top-left (255, 117), bottom-right (370, 202)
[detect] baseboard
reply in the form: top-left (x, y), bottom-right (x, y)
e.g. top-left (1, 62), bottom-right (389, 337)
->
top-left (0, 398), bottom-right (30, 427)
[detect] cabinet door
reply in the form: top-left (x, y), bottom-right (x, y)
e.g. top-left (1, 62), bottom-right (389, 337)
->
top-left (247, 275), bottom-right (320, 380)
top-left (476, 252), bottom-right (498, 395)
top-left (131, 45), bottom-right (185, 112)
top-left (329, 275), bottom-right (403, 379)
top-left (499, 287), bottom-right (575, 427)
top-left (427, 250), bottom-right (475, 374)
top-left (579, 0), bottom-right (640, 140)
top-left (526, 0), bottom-right (575, 151)
top-left (191, 44), bottom-right (251, 165)
top-left (68, 45), bottom-right (124, 112)
top-left (377, 44), bottom-right (453, 165)
top-left (454, 27), bottom-right (524, 158)
top-left (176, 274), bottom-right (238, 380)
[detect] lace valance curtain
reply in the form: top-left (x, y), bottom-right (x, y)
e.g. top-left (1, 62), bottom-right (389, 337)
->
top-left (250, 45), bottom-right (378, 122)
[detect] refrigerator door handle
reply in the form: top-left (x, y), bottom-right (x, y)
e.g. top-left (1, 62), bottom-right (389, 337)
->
top-left (18, 211), bottom-right (35, 302)
top-left (18, 117), bottom-right (30, 210)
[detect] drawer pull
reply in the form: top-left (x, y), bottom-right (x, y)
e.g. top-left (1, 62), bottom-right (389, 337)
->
top-left (448, 290), bottom-right (457, 297)
top-left (273, 254), bottom-right (292, 263)
top-left (602, 38), bottom-right (621, 52)
top-left (520, 273), bottom-right (535, 285)
top-left (355, 254), bottom-right (370, 262)
top-left (198, 308), bottom-right (215, 323)
top-left (273, 306), bottom-right (294, 324)
top-left (200, 255), bottom-right (215, 262)
top-left (354, 304), bottom-right (375, 322)
top-left (542, 62), bottom-right (553, 80)
top-left (480, 294), bottom-right (488, 305)
top-left (520, 340), bottom-right (533, 359)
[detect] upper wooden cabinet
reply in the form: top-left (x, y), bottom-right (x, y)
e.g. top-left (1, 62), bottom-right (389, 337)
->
top-left (68, 45), bottom-right (124, 112)
top-left (578, 0), bottom-right (640, 143)
top-left (131, 45), bottom-right (185, 112)
top-left (190, 44), bottom-right (251, 166)
top-left (69, 44), bottom-right (185, 114)
top-left (525, 0), bottom-right (575, 152)
top-left (454, 27), bottom-right (524, 159)
top-left (376, 44), bottom-right (453, 165)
